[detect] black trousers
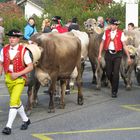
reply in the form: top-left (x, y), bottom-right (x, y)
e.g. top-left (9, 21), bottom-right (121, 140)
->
top-left (105, 51), bottom-right (122, 93)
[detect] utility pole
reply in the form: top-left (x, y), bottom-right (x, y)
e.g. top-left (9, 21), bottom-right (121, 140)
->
top-left (125, 0), bottom-right (139, 29)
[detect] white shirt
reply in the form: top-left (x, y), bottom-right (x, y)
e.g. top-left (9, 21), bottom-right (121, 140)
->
top-left (102, 29), bottom-right (126, 50)
top-left (0, 44), bottom-right (32, 72)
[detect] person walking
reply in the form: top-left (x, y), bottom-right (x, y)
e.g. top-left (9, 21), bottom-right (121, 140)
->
top-left (98, 18), bottom-right (131, 98)
top-left (68, 17), bottom-right (79, 31)
top-left (1, 29), bottom-right (33, 135)
top-left (23, 17), bottom-right (37, 41)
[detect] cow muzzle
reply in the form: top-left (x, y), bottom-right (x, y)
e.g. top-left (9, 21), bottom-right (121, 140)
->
top-left (35, 68), bottom-right (51, 86)
top-left (136, 65), bottom-right (140, 73)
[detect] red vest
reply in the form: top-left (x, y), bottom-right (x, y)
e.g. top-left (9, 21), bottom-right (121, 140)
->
top-left (3, 44), bottom-right (27, 79)
top-left (104, 29), bottom-right (123, 52)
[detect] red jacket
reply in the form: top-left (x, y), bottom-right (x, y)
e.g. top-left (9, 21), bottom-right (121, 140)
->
top-left (3, 44), bottom-right (27, 79)
top-left (104, 29), bottom-right (123, 52)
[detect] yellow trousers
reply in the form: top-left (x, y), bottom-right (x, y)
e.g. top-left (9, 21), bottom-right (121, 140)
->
top-left (5, 74), bottom-right (25, 108)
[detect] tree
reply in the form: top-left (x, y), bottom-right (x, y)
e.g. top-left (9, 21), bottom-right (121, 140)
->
top-left (43, 0), bottom-right (125, 30)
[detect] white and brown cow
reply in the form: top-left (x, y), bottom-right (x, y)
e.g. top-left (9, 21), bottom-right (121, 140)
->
top-left (121, 29), bottom-right (140, 88)
top-left (84, 18), bottom-right (107, 89)
top-left (26, 32), bottom-right (83, 113)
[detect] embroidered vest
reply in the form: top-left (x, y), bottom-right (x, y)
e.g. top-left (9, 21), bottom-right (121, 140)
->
top-left (104, 29), bottom-right (123, 52)
top-left (3, 44), bottom-right (27, 79)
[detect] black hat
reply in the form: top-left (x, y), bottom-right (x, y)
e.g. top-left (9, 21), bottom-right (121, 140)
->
top-left (72, 17), bottom-right (78, 23)
top-left (109, 18), bottom-right (120, 25)
top-left (52, 16), bottom-right (61, 21)
top-left (6, 29), bottom-right (23, 37)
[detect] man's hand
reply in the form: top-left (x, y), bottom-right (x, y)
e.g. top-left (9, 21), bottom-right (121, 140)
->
top-left (98, 55), bottom-right (101, 63)
top-left (127, 57), bottom-right (132, 65)
top-left (10, 72), bottom-right (20, 80)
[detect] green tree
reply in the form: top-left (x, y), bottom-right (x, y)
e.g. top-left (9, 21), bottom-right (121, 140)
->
top-left (43, 0), bottom-right (125, 29)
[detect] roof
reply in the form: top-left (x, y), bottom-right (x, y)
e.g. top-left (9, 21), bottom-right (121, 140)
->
top-left (0, 1), bottom-right (22, 17)
top-left (29, 0), bottom-right (44, 8)
top-left (17, 0), bottom-right (44, 8)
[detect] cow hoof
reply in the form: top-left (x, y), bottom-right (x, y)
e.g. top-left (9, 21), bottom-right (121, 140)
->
top-left (33, 102), bottom-right (38, 108)
top-left (58, 103), bottom-right (65, 109)
top-left (77, 96), bottom-right (84, 105)
top-left (96, 85), bottom-right (101, 90)
top-left (126, 86), bottom-right (131, 90)
top-left (54, 96), bottom-right (60, 102)
top-left (48, 108), bottom-right (55, 113)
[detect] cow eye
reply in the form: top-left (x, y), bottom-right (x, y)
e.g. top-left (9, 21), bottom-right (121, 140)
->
top-left (84, 22), bottom-right (87, 26)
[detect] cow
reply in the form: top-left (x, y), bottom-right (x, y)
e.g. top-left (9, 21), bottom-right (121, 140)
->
top-left (120, 45), bottom-right (137, 90)
top-left (67, 30), bottom-right (89, 89)
top-left (123, 29), bottom-right (140, 86)
top-left (84, 18), bottom-right (107, 89)
top-left (26, 32), bottom-right (83, 113)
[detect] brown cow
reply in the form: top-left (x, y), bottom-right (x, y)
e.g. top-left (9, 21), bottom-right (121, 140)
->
top-left (26, 32), bottom-right (83, 113)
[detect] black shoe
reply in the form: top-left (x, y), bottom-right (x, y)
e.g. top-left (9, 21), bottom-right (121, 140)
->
top-left (65, 90), bottom-right (70, 95)
top-left (20, 119), bottom-right (31, 130)
top-left (2, 127), bottom-right (11, 135)
top-left (112, 92), bottom-right (117, 98)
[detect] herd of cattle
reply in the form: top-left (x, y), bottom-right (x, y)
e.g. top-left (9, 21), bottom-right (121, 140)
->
top-left (24, 18), bottom-right (140, 115)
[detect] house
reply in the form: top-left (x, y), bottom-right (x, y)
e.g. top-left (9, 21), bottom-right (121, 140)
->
top-left (17, 0), bottom-right (45, 19)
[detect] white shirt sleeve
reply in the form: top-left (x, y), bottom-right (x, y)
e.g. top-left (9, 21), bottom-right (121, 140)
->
top-left (102, 32), bottom-right (106, 40)
top-left (24, 50), bottom-right (32, 65)
top-left (121, 32), bottom-right (126, 42)
top-left (0, 48), bottom-right (4, 62)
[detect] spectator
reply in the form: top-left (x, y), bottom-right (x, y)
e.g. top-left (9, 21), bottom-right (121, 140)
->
top-left (97, 16), bottom-right (108, 29)
top-left (41, 18), bottom-right (52, 33)
top-left (23, 17), bottom-right (37, 41)
top-left (68, 17), bottom-right (79, 31)
top-left (65, 19), bottom-right (72, 28)
top-left (0, 17), bottom-right (4, 51)
top-left (128, 22), bottom-right (135, 31)
top-left (51, 16), bottom-right (68, 33)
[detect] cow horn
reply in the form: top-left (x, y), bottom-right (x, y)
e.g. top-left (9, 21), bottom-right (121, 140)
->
top-left (25, 44), bottom-right (43, 64)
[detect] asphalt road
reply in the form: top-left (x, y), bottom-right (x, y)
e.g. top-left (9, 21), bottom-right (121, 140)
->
top-left (1, 61), bottom-right (140, 140)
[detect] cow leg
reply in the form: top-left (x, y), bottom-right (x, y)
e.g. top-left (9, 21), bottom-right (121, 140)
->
top-left (26, 86), bottom-right (34, 116)
top-left (95, 63), bottom-right (103, 90)
top-left (59, 79), bottom-right (66, 109)
top-left (32, 79), bottom-right (40, 107)
top-left (48, 79), bottom-right (56, 113)
top-left (76, 63), bottom-right (83, 105)
top-left (125, 62), bottom-right (135, 90)
top-left (101, 69), bottom-right (108, 87)
top-left (65, 79), bottom-right (70, 95)
top-left (90, 61), bottom-right (97, 84)
top-left (81, 60), bottom-right (85, 77)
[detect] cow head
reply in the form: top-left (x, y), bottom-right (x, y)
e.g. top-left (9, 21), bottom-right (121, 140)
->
top-left (84, 18), bottom-right (103, 34)
top-left (84, 18), bottom-right (97, 31)
top-left (35, 67), bottom-right (51, 86)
